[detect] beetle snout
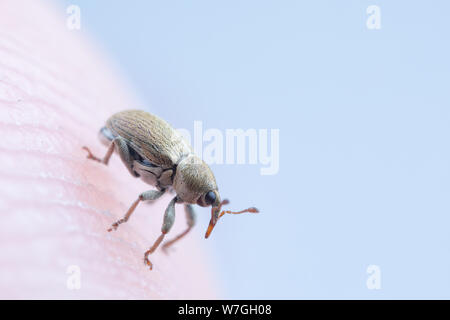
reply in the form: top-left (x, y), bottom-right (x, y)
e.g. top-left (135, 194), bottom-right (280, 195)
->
top-left (204, 197), bottom-right (229, 239)
top-left (205, 216), bottom-right (217, 239)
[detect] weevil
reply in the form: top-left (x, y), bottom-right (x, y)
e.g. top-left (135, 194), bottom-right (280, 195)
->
top-left (82, 110), bottom-right (258, 270)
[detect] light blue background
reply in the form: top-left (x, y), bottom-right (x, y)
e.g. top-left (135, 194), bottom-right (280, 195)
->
top-left (58, 0), bottom-right (450, 299)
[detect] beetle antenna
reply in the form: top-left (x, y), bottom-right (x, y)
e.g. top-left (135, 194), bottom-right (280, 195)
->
top-left (218, 207), bottom-right (259, 218)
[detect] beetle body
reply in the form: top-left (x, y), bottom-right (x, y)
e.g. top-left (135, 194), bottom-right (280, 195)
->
top-left (99, 110), bottom-right (220, 206)
top-left (82, 109), bottom-right (257, 270)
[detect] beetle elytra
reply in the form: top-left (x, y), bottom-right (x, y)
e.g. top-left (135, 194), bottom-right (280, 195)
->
top-left (82, 110), bottom-right (258, 270)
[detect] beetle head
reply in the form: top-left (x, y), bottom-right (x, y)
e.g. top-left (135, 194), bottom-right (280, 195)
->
top-left (173, 155), bottom-right (218, 204)
top-left (173, 155), bottom-right (259, 239)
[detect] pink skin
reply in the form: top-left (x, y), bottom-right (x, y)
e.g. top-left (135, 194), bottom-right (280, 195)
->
top-left (0, 0), bottom-right (218, 299)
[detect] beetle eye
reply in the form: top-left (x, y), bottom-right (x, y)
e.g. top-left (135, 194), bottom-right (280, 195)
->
top-left (204, 191), bottom-right (216, 205)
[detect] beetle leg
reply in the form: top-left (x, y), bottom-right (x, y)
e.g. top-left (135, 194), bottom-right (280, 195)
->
top-left (144, 196), bottom-right (178, 270)
top-left (162, 204), bottom-right (196, 253)
top-left (83, 137), bottom-right (138, 177)
top-left (82, 142), bottom-right (114, 164)
top-left (108, 189), bottom-right (165, 232)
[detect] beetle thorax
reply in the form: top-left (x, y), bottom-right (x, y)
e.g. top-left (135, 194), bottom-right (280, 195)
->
top-left (173, 155), bottom-right (218, 204)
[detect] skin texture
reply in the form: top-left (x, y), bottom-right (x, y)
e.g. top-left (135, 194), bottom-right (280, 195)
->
top-left (0, 0), bottom-right (218, 299)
